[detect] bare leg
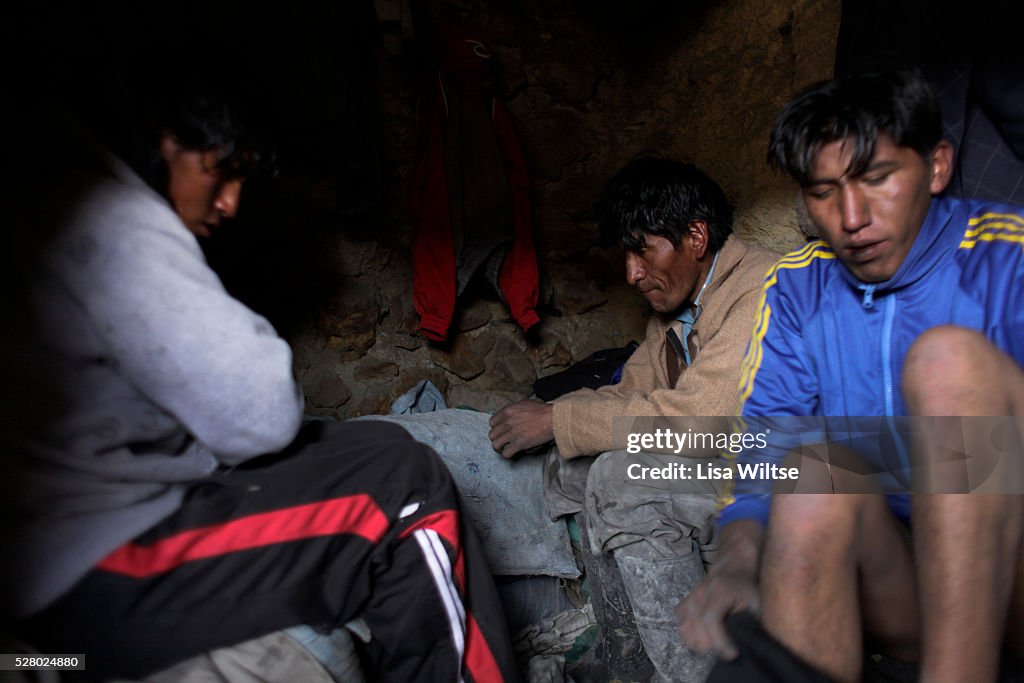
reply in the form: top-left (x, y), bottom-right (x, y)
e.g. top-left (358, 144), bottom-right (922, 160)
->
top-left (903, 326), bottom-right (1024, 682)
top-left (1003, 541), bottom-right (1024, 657)
top-left (760, 493), bottom-right (918, 682)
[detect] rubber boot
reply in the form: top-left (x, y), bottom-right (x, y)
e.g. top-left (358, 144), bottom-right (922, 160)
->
top-left (616, 548), bottom-right (715, 682)
top-left (576, 517), bottom-right (655, 682)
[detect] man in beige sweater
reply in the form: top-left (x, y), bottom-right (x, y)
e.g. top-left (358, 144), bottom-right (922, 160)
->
top-left (489, 157), bottom-right (779, 681)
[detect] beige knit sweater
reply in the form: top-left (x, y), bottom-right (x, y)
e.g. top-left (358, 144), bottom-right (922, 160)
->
top-left (551, 234), bottom-right (780, 458)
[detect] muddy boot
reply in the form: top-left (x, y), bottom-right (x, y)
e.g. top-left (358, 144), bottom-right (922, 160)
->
top-left (577, 518), bottom-right (655, 682)
top-left (616, 548), bottom-right (714, 683)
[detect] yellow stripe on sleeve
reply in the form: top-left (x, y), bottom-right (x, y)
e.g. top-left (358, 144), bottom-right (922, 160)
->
top-left (736, 243), bottom-right (836, 411)
top-left (966, 212), bottom-right (1024, 227)
top-left (961, 215), bottom-right (1024, 250)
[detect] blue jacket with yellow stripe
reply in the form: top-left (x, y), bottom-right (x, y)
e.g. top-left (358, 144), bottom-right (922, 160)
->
top-left (719, 195), bottom-right (1024, 527)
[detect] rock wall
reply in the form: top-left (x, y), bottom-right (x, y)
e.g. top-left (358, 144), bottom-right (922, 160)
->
top-left (278, 0), bottom-right (841, 418)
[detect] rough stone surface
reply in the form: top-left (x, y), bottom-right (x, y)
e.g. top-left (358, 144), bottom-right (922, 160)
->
top-left (304, 368), bottom-right (353, 414)
top-left (266, 0), bottom-right (842, 420)
top-left (455, 298), bottom-right (494, 333)
top-left (549, 268), bottom-right (608, 316)
top-left (354, 359), bottom-right (400, 382)
top-left (317, 284), bottom-right (384, 362)
top-left (430, 329), bottom-right (498, 381)
top-left (479, 335), bottom-right (538, 396)
top-left (527, 335), bottom-right (573, 371)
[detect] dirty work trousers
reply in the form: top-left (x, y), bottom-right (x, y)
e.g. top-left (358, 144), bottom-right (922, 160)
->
top-left (546, 448), bottom-right (721, 682)
top-left (19, 420), bottom-right (519, 682)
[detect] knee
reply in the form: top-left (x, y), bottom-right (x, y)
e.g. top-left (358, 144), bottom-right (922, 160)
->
top-left (767, 494), bottom-right (864, 556)
top-left (902, 326), bottom-right (1004, 414)
top-left (586, 451), bottom-right (717, 558)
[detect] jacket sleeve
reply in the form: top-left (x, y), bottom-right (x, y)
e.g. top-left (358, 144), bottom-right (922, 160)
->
top-left (492, 99), bottom-right (541, 333)
top-left (409, 73), bottom-right (458, 341)
top-left (717, 272), bottom-right (820, 527)
top-left (67, 186), bottom-right (304, 464)
top-left (551, 285), bottom-right (765, 459)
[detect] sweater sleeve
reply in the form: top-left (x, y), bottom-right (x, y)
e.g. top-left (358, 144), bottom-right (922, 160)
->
top-left (62, 184), bottom-right (304, 463)
top-left (551, 285), bottom-right (764, 459)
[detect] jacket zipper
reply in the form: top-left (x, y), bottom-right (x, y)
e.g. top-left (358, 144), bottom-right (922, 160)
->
top-left (881, 293), bottom-right (910, 468)
top-left (882, 294), bottom-right (895, 416)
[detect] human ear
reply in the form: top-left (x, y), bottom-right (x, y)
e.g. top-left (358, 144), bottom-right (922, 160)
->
top-left (687, 219), bottom-right (709, 259)
top-left (928, 140), bottom-right (955, 195)
top-left (159, 133), bottom-right (182, 165)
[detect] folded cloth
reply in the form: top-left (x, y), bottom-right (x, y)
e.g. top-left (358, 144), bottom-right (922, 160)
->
top-left (390, 379), bottom-right (448, 414)
top-left (707, 611), bottom-right (834, 683)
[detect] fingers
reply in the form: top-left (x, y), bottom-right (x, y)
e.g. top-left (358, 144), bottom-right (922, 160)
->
top-left (488, 419), bottom-right (521, 458)
top-left (677, 591), bottom-right (720, 654)
top-left (677, 599), bottom-right (737, 660)
top-left (703, 611), bottom-right (739, 660)
top-left (488, 407), bottom-right (508, 430)
top-left (488, 400), bottom-right (553, 457)
top-left (489, 403), bottom-right (528, 457)
top-left (676, 579), bottom-right (754, 661)
top-left (491, 431), bottom-right (518, 458)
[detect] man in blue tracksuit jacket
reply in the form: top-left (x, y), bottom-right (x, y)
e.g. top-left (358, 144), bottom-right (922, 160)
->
top-left (677, 67), bottom-right (1024, 682)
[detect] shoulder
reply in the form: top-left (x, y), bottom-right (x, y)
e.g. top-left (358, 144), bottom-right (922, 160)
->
top-left (762, 240), bottom-right (838, 292)
top-left (713, 236), bottom-right (780, 298)
top-left (75, 173), bottom-right (192, 247)
top-left (950, 202), bottom-right (1024, 309)
top-left (736, 239), bottom-right (786, 276)
top-left (954, 201), bottom-right (1024, 263)
top-left (58, 173), bottom-right (207, 279)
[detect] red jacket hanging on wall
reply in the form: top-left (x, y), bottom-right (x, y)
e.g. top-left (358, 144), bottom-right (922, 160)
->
top-left (409, 24), bottom-right (540, 342)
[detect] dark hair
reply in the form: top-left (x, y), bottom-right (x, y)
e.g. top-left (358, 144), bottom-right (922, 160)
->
top-left (597, 157), bottom-right (734, 254)
top-left (152, 88), bottom-right (272, 178)
top-left (140, 54), bottom-right (275, 179)
top-left (768, 67), bottom-right (943, 185)
top-left (69, 46), bottom-right (277, 193)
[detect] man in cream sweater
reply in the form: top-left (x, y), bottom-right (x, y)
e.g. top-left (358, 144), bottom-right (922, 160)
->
top-left (489, 157), bottom-right (779, 681)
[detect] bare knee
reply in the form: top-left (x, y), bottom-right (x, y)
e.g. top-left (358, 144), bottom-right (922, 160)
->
top-left (903, 325), bottom-right (1009, 415)
top-left (764, 495), bottom-right (864, 568)
top-left (903, 325), bottom-right (990, 387)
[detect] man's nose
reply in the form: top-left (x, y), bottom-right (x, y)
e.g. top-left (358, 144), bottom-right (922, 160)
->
top-left (625, 252), bottom-right (645, 285)
top-left (840, 185), bottom-right (870, 232)
top-left (215, 179), bottom-right (243, 218)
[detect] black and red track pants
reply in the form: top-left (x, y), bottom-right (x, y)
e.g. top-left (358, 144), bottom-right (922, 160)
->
top-left (21, 420), bottom-right (519, 682)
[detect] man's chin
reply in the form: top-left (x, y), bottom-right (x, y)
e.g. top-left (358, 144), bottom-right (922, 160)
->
top-left (647, 299), bottom-right (676, 315)
top-left (844, 258), bottom-right (897, 284)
